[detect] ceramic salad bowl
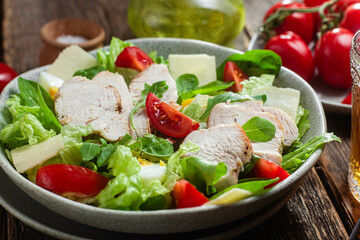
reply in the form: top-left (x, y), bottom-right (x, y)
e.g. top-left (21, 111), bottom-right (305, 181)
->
top-left (0, 38), bottom-right (326, 234)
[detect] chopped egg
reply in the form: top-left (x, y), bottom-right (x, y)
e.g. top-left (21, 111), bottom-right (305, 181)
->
top-left (38, 71), bottom-right (64, 97)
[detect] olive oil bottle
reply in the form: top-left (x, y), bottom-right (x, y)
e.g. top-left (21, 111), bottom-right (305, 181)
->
top-left (127, 0), bottom-right (246, 46)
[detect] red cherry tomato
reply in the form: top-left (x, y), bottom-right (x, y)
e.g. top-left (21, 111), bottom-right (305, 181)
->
top-left (248, 158), bottom-right (290, 188)
top-left (115, 46), bottom-right (154, 71)
top-left (303, 0), bottom-right (328, 6)
top-left (172, 179), bottom-right (209, 208)
top-left (264, 31), bottom-right (315, 82)
top-left (333, 0), bottom-right (360, 12)
top-left (315, 28), bottom-right (354, 89)
top-left (340, 3), bottom-right (360, 34)
top-left (264, 1), bottom-right (315, 44)
top-left (145, 92), bottom-right (199, 138)
top-left (342, 92), bottom-right (352, 104)
top-left (0, 62), bottom-right (17, 93)
top-left (303, 0), bottom-right (328, 32)
top-left (223, 61), bottom-right (248, 92)
top-left (36, 164), bottom-right (109, 196)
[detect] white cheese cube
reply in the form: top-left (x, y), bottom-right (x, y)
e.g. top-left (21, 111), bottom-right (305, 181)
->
top-left (47, 45), bottom-right (97, 81)
top-left (251, 86), bottom-right (300, 121)
top-left (11, 134), bottom-right (65, 173)
top-left (169, 54), bottom-right (217, 86)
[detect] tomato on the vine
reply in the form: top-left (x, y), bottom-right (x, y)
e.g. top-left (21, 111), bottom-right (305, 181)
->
top-left (115, 46), bottom-right (154, 71)
top-left (223, 61), bottom-right (248, 92)
top-left (145, 92), bottom-right (199, 138)
top-left (264, 1), bottom-right (315, 44)
top-left (264, 31), bottom-right (315, 82)
top-left (333, 0), bottom-right (360, 12)
top-left (339, 3), bottom-right (360, 34)
top-left (315, 28), bottom-right (354, 89)
top-left (303, 0), bottom-right (328, 7)
top-left (0, 62), bottom-right (17, 93)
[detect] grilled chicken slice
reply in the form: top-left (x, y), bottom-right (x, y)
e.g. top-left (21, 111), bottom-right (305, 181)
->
top-left (183, 124), bottom-right (253, 191)
top-left (234, 100), bottom-right (298, 147)
top-left (129, 64), bottom-right (178, 104)
top-left (55, 73), bottom-right (132, 142)
top-left (207, 103), bottom-right (285, 165)
top-left (130, 109), bottom-right (151, 138)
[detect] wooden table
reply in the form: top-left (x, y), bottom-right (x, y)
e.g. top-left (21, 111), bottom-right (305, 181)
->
top-left (0, 0), bottom-right (359, 239)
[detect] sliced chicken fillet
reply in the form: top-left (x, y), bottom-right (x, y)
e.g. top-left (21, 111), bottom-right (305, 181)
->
top-left (55, 74), bottom-right (132, 141)
top-left (234, 100), bottom-right (298, 147)
top-left (129, 64), bottom-right (178, 104)
top-left (183, 124), bottom-right (253, 191)
top-left (130, 109), bottom-right (151, 138)
top-left (207, 103), bottom-right (285, 165)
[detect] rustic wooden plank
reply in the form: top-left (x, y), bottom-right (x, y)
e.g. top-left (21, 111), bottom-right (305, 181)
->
top-left (316, 113), bottom-right (360, 238)
top-left (3, 0), bottom-right (134, 74)
top-left (0, 206), bottom-right (6, 239)
top-left (6, 212), bottom-right (54, 240)
top-left (239, 168), bottom-right (348, 240)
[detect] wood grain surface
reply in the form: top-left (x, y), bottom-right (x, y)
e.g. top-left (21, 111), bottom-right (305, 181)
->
top-left (1, 0), bottom-right (359, 239)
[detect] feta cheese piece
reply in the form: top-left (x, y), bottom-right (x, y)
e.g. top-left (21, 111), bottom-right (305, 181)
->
top-left (47, 45), bottom-right (97, 81)
top-left (251, 86), bottom-right (300, 121)
top-left (11, 134), bottom-right (64, 173)
top-left (169, 54), bottom-right (217, 86)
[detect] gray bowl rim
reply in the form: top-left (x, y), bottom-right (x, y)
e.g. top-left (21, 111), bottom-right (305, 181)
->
top-left (0, 37), bottom-right (326, 219)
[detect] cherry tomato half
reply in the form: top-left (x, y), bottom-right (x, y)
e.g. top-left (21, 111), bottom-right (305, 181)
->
top-left (36, 164), bottom-right (109, 196)
top-left (223, 61), bottom-right (248, 92)
top-left (248, 158), bottom-right (290, 188)
top-left (315, 28), bottom-right (354, 89)
top-left (264, 1), bottom-right (315, 44)
top-left (172, 179), bottom-right (209, 208)
top-left (145, 92), bottom-right (199, 138)
top-left (0, 62), bottom-right (17, 93)
top-left (265, 31), bottom-right (315, 82)
top-left (339, 3), bottom-right (360, 34)
top-left (115, 46), bottom-right (154, 71)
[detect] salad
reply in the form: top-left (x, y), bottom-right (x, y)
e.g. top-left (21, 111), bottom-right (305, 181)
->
top-left (0, 37), bottom-right (340, 210)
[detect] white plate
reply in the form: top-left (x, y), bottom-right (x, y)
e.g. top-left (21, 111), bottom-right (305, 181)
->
top-left (248, 32), bottom-right (352, 115)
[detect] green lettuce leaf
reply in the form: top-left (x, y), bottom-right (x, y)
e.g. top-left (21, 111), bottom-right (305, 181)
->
top-left (240, 74), bottom-right (275, 95)
top-left (216, 50), bottom-right (282, 79)
top-left (180, 156), bottom-right (227, 195)
top-left (73, 66), bottom-right (105, 79)
top-left (210, 178), bottom-right (278, 200)
top-left (97, 145), bottom-right (169, 210)
top-left (281, 133), bottom-right (341, 174)
top-left (97, 37), bottom-right (133, 72)
top-left (0, 95), bottom-right (56, 149)
top-left (163, 141), bottom-right (199, 191)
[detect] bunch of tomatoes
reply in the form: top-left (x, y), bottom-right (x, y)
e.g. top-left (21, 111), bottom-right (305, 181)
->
top-left (262, 0), bottom-right (360, 103)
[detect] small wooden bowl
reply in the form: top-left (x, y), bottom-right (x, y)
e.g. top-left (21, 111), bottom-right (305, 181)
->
top-left (39, 18), bottom-right (105, 65)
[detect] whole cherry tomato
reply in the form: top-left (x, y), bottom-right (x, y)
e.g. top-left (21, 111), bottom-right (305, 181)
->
top-left (303, 0), bottom-right (328, 6)
top-left (223, 61), bottom-right (248, 92)
top-left (264, 31), bottom-right (315, 82)
top-left (315, 28), bottom-right (354, 89)
top-left (145, 92), bottom-right (199, 138)
top-left (0, 62), bottom-right (17, 93)
top-left (264, 1), bottom-right (315, 44)
top-left (303, 0), bottom-right (328, 32)
top-left (342, 91), bottom-right (351, 104)
top-left (333, 0), bottom-right (360, 12)
top-left (339, 3), bottom-right (360, 34)
top-left (36, 164), bottom-right (109, 196)
top-left (115, 46), bottom-right (154, 71)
